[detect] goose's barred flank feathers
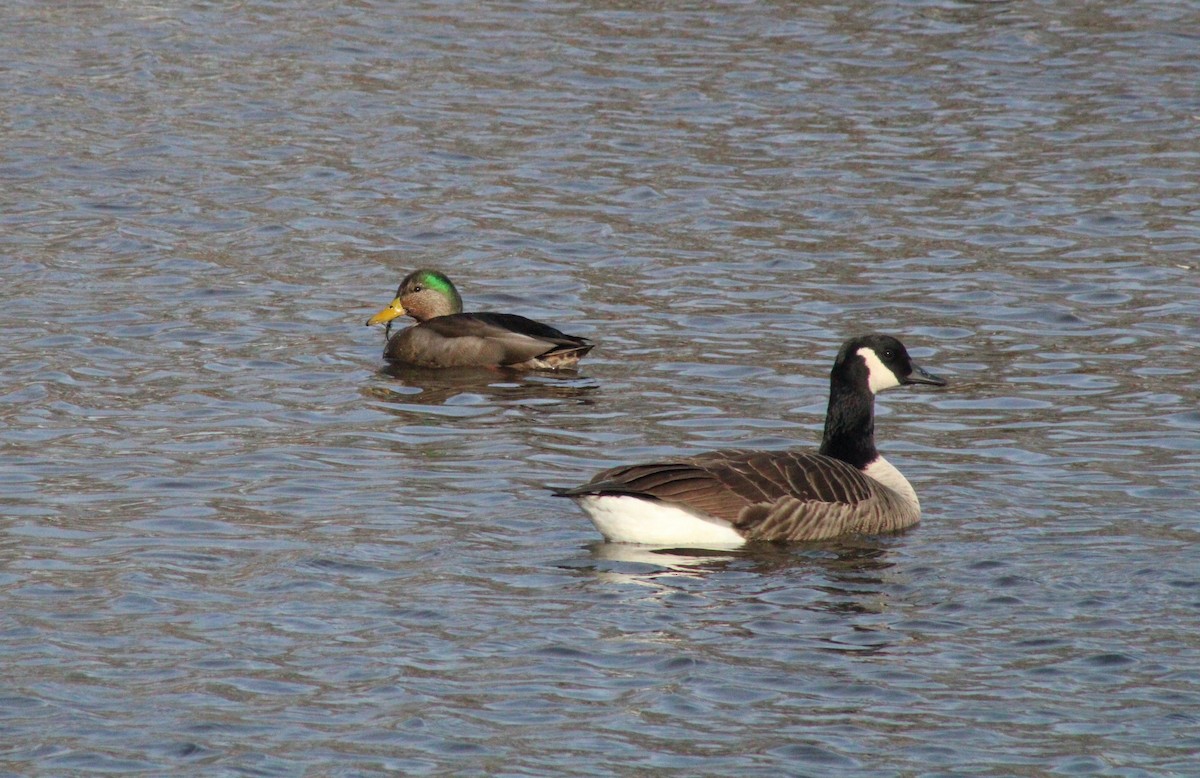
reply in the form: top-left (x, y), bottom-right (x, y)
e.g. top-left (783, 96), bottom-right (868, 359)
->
top-left (554, 334), bottom-right (947, 546)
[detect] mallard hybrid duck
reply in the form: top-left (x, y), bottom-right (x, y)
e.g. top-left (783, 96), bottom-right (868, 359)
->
top-left (555, 334), bottom-right (946, 547)
top-left (366, 269), bottom-right (594, 369)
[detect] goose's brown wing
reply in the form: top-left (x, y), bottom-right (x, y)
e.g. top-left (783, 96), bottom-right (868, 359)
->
top-left (558, 449), bottom-right (914, 541)
top-left (385, 312), bottom-right (593, 368)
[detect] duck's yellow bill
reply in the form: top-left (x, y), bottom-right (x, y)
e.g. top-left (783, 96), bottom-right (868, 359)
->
top-left (366, 299), bottom-right (406, 326)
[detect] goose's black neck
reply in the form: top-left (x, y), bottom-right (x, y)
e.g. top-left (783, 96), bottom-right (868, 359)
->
top-left (818, 365), bottom-right (878, 471)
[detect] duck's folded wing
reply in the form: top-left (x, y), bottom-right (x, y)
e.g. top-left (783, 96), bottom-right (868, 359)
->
top-left (465, 312), bottom-right (589, 346)
top-left (424, 313), bottom-right (590, 361)
top-left (393, 312), bottom-right (585, 364)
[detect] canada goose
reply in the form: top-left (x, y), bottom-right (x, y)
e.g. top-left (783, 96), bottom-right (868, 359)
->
top-left (366, 269), bottom-right (594, 369)
top-left (554, 334), bottom-right (946, 546)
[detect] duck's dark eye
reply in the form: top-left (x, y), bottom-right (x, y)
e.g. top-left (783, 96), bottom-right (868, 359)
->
top-left (412, 285), bottom-right (423, 293)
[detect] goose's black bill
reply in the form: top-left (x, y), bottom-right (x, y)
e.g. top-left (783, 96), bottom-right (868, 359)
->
top-left (905, 364), bottom-right (946, 387)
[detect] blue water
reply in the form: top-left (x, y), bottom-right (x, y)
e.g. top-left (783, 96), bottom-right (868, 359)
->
top-left (1, 1), bottom-right (1199, 775)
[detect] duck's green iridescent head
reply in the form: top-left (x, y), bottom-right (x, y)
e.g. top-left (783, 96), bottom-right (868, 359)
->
top-left (367, 268), bottom-right (464, 326)
top-left (404, 269), bottom-right (460, 306)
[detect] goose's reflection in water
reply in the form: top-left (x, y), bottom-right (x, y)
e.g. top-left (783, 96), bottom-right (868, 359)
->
top-left (573, 537), bottom-right (904, 617)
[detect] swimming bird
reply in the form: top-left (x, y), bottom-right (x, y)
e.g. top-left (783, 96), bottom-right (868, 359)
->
top-left (366, 269), bottom-right (594, 369)
top-left (554, 334), bottom-right (946, 547)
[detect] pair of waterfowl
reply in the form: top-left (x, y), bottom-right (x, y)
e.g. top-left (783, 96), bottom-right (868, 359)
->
top-left (367, 269), bottom-right (947, 548)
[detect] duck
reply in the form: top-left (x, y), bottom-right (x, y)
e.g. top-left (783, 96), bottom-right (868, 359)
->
top-left (366, 269), bottom-right (594, 369)
top-left (554, 334), bottom-right (946, 547)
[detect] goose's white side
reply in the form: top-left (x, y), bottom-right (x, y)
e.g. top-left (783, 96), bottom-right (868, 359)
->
top-left (576, 495), bottom-right (746, 547)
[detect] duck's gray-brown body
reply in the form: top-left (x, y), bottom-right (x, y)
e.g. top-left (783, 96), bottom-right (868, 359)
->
top-left (384, 312), bottom-right (593, 369)
top-left (367, 269), bottom-right (593, 370)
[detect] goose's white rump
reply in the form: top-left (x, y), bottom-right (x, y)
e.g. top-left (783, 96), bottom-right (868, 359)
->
top-left (576, 494), bottom-right (746, 547)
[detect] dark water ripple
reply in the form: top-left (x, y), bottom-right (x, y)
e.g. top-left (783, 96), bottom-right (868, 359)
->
top-left (2, 0), bottom-right (1200, 775)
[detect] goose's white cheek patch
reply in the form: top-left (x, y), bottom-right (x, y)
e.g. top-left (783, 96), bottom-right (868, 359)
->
top-left (857, 347), bottom-right (900, 394)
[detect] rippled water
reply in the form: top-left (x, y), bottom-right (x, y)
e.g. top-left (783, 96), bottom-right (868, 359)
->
top-left (2, 1), bottom-right (1199, 775)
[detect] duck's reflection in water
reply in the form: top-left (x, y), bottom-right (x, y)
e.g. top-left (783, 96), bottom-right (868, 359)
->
top-left (363, 364), bottom-right (599, 412)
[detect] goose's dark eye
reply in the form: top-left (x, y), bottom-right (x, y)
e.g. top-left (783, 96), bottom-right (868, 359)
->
top-left (883, 349), bottom-right (895, 360)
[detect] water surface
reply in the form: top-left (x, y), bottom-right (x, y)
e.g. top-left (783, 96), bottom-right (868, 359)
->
top-left (2, 1), bottom-right (1199, 775)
